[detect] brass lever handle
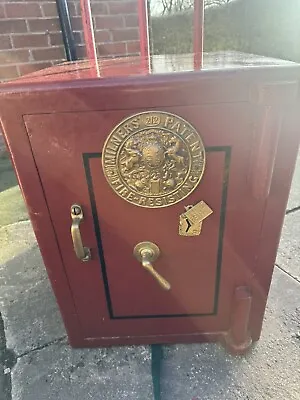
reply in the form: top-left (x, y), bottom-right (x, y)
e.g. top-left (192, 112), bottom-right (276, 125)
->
top-left (133, 242), bottom-right (171, 291)
top-left (70, 204), bottom-right (91, 262)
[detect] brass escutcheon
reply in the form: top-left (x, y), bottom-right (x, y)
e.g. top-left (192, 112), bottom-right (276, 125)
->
top-left (102, 111), bottom-right (206, 208)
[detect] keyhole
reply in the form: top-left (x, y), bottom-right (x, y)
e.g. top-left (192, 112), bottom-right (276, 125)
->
top-left (71, 205), bottom-right (81, 216)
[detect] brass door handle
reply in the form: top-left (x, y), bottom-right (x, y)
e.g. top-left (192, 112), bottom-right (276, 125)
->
top-left (70, 204), bottom-right (91, 262)
top-left (133, 242), bottom-right (171, 291)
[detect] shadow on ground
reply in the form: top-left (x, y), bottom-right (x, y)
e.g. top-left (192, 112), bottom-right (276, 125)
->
top-left (0, 153), bottom-right (28, 227)
top-left (0, 153), bottom-right (17, 193)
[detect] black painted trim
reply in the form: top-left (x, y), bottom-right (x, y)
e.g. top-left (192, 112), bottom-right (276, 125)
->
top-left (212, 146), bottom-right (231, 314)
top-left (83, 152), bottom-right (114, 318)
top-left (83, 146), bottom-right (231, 320)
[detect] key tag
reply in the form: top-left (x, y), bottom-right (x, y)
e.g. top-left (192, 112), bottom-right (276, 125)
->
top-left (179, 201), bottom-right (213, 236)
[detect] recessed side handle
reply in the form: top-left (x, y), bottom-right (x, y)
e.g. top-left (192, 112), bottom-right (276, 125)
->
top-left (70, 204), bottom-right (91, 262)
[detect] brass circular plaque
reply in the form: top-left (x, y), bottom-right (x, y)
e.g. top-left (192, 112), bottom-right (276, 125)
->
top-left (102, 111), bottom-right (206, 208)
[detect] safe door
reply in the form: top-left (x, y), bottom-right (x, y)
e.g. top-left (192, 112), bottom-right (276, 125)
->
top-left (24, 102), bottom-right (264, 346)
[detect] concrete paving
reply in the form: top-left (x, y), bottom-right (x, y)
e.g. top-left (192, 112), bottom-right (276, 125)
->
top-left (276, 211), bottom-right (300, 282)
top-left (161, 268), bottom-right (300, 400)
top-left (0, 154), bottom-right (300, 400)
top-left (287, 152), bottom-right (300, 212)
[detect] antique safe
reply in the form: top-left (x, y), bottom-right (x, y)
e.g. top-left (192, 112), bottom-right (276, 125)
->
top-left (0, 1), bottom-right (300, 354)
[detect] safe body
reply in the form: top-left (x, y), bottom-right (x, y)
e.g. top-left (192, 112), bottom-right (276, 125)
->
top-left (0, 54), bottom-right (299, 353)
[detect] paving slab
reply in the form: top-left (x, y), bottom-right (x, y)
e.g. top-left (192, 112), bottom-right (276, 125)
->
top-left (0, 221), bottom-right (35, 266)
top-left (287, 151), bottom-right (300, 211)
top-left (0, 153), bottom-right (28, 226)
top-left (11, 342), bottom-right (152, 400)
top-left (160, 267), bottom-right (300, 400)
top-left (0, 186), bottom-right (28, 228)
top-left (276, 210), bottom-right (300, 282)
top-left (0, 222), bottom-right (65, 356)
top-left (2, 272), bottom-right (65, 357)
top-left (5, 266), bottom-right (300, 400)
top-left (0, 219), bottom-right (153, 400)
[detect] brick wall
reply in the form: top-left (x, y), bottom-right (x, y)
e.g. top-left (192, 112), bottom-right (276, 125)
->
top-left (0, 0), bottom-right (140, 81)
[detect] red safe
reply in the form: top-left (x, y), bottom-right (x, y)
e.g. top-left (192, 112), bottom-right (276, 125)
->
top-left (1, 52), bottom-right (299, 354)
top-left (1, 0), bottom-right (300, 353)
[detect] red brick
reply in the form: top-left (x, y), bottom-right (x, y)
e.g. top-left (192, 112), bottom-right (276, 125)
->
top-left (0, 65), bottom-right (19, 80)
top-left (68, 2), bottom-right (77, 16)
top-left (94, 29), bottom-right (111, 43)
top-left (12, 33), bottom-right (48, 48)
top-left (0, 36), bottom-right (12, 50)
top-left (49, 32), bottom-right (63, 46)
top-left (28, 18), bottom-right (60, 33)
top-left (74, 1), bottom-right (81, 17)
top-left (49, 31), bottom-right (81, 46)
top-left (5, 3), bottom-right (42, 18)
top-left (98, 41), bottom-right (126, 56)
top-left (41, 1), bottom-right (75, 17)
top-left (108, 1), bottom-right (137, 15)
top-left (124, 14), bottom-right (138, 28)
top-left (71, 16), bottom-right (83, 31)
top-left (0, 19), bottom-right (27, 34)
top-left (127, 40), bottom-right (140, 55)
top-left (45, 1), bottom-right (75, 17)
top-left (0, 4), bottom-right (5, 18)
top-left (91, 2), bottom-right (107, 15)
top-left (95, 15), bottom-right (124, 30)
top-left (112, 28), bottom-right (138, 42)
top-left (76, 45), bottom-right (86, 59)
top-left (18, 61), bottom-right (52, 75)
top-left (0, 49), bottom-right (30, 64)
top-left (74, 31), bottom-right (82, 44)
top-left (41, 2), bottom-right (58, 17)
top-left (32, 46), bottom-right (65, 61)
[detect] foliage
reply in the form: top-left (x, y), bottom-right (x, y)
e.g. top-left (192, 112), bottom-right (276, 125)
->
top-left (205, 0), bottom-right (233, 8)
top-left (149, 0), bottom-right (300, 62)
top-left (149, 0), bottom-right (193, 15)
top-left (149, 0), bottom-right (234, 15)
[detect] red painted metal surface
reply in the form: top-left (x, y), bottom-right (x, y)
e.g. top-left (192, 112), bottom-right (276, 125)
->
top-left (79, 0), bottom-right (99, 77)
top-left (79, 0), bottom-right (150, 77)
top-left (193, 0), bottom-right (204, 70)
top-left (0, 57), bottom-right (299, 351)
top-left (10, 53), bottom-right (297, 85)
top-left (138, 0), bottom-right (150, 73)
